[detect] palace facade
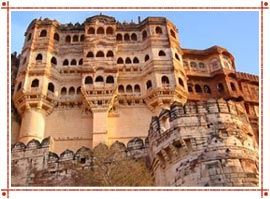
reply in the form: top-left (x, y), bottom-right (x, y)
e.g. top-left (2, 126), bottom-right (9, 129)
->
top-left (12, 14), bottom-right (259, 157)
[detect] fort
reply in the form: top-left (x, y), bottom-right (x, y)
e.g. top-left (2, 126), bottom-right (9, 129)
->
top-left (11, 14), bottom-right (259, 186)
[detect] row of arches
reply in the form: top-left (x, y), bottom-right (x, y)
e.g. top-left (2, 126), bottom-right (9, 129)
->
top-left (117, 57), bottom-right (139, 64)
top-left (36, 27), bottom-right (174, 42)
top-left (39, 30), bottom-right (86, 44)
top-left (86, 50), bottom-right (114, 58)
top-left (116, 33), bottom-right (138, 41)
top-left (116, 26), bottom-right (163, 42)
top-left (63, 58), bottom-right (83, 66)
top-left (84, 75), bottom-right (114, 84)
top-left (116, 50), bottom-right (166, 65)
top-left (188, 82), bottom-right (237, 94)
top-left (60, 86), bottom-right (81, 96)
top-left (189, 61), bottom-right (206, 69)
top-left (118, 84), bottom-right (141, 93)
top-left (188, 84), bottom-right (212, 94)
top-left (34, 51), bottom-right (165, 66)
top-left (87, 26), bottom-right (114, 35)
top-left (29, 79), bottom-right (81, 96)
top-left (65, 34), bottom-right (85, 43)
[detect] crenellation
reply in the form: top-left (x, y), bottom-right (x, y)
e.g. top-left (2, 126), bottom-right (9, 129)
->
top-left (148, 99), bottom-right (258, 186)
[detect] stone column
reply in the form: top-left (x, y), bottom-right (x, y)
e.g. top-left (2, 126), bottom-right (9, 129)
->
top-left (92, 109), bottom-right (108, 147)
top-left (18, 108), bottom-right (46, 144)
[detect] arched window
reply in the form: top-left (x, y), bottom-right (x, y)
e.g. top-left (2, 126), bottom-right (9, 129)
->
top-left (40, 30), bottom-right (47, 37)
top-left (155, 27), bottom-right (162, 34)
top-left (65, 35), bottom-right (71, 43)
top-left (97, 27), bottom-right (104, 34)
top-left (73, 35), bottom-right (79, 42)
top-left (96, 51), bottom-right (105, 57)
top-left (27, 33), bottom-right (32, 41)
top-left (217, 83), bottom-right (225, 92)
top-left (178, 77), bottom-right (184, 87)
top-left (162, 76), bottom-right (170, 84)
top-left (230, 82), bottom-right (236, 91)
top-left (116, 34), bottom-right (122, 41)
top-left (195, 84), bottom-right (202, 93)
top-left (158, 50), bottom-right (166, 56)
top-left (106, 27), bottom-right (114, 35)
top-left (69, 87), bottom-right (75, 95)
top-left (106, 51), bottom-right (114, 58)
top-left (61, 87), bottom-right (67, 95)
top-left (190, 62), bottom-right (197, 68)
top-left (17, 82), bottom-right (22, 91)
top-left (63, 59), bottom-right (69, 66)
top-left (118, 85), bottom-right (124, 93)
top-left (22, 57), bottom-right (27, 65)
top-left (170, 29), bottom-right (176, 38)
top-left (124, 34), bottom-right (130, 41)
top-left (131, 33), bottom-right (137, 41)
top-left (70, 59), bottom-right (77, 65)
top-left (188, 85), bottom-right (193, 92)
top-left (78, 59), bottom-right (83, 65)
top-left (31, 79), bottom-right (39, 87)
top-left (175, 53), bottom-right (180, 61)
top-left (77, 87), bottom-right (81, 94)
top-left (145, 55), bottom-right (150, 62)
top-left (88, 27), bottom-right (95, 34)
top-left (146, 80), bottom-right (152, 89)
top-left (48, 83), bottom-right (55, 93)
top-left (87, 51), bottom-right (94, 58)
top-left (133, 57), bottom-right (139, 64)
top-left (199, 62), bottom-right (205, 69)
top-left (134, 84), bottom-right (141, 93)
top-left (80, 35), bottom-right (85, 42)
top-left (106, 76), bottom-right (114, 84)
top-left (142, 30), bottom-right (147, 40)
top-left (126, 85), bottom-right (133, 93)
top-left (54, 33), bottom-right (60, 41)
top-left (36, 54), bottom-right (42, 61)
top-left (85, 76), bottom-right (93, 84)
top-left (204, 85), bottom-right (211, 94)
top-left (95, 76), bottom-right (104, 82)
top-left (51, 57), bottom-right (57, 65)
top-left (117, 57), bottom-right (124, 64)
top-left (125, 57), bottom-right (132, 64)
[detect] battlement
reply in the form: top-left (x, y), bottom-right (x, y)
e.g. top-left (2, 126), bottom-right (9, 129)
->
top-left (148, 99), bottom-right (258, 186)
top-left (11, 136), bottom-right (149, 186)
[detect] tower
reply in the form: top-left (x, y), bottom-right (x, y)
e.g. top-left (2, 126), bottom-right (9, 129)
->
top-left (13, 18), bottom-right (60, 143)
top-left (141, 17), bottom-right (188, 114)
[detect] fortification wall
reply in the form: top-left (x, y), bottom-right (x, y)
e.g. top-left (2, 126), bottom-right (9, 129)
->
top-left (11, 137), bottom-right (148, 186)
top-left (148, 99), bottom-right (259, 186)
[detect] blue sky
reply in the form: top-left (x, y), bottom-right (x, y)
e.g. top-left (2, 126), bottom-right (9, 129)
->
top-left (11, 11), bottom-right (259, 75)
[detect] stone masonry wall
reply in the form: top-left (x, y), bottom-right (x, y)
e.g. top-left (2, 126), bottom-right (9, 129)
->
top-left (148, 99), bottom-right (259, 186)
top-left (11, 137), bottom-right (149, 186)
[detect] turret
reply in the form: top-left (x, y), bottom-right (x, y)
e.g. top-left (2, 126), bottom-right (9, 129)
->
top-left (12, 18), bottom-right (60, 143)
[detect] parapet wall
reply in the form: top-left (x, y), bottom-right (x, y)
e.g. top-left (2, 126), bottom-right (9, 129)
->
top-left (11, 137), bottom-right (148, 186)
